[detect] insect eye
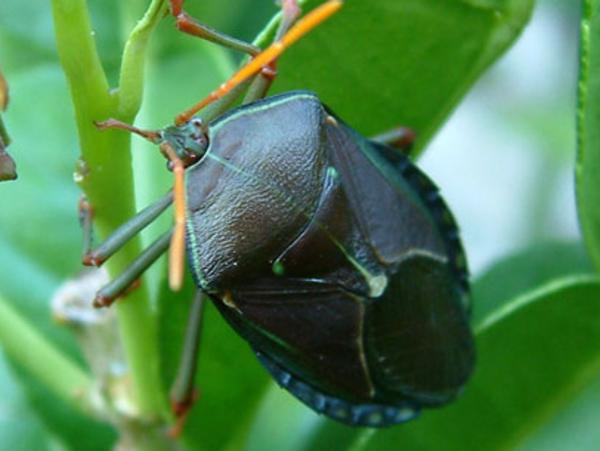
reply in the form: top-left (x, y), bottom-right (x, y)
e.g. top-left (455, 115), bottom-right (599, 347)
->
top-left (188, 132), bottom-right (209, 157)
top-left (195, 132), bottom-right (209, 148)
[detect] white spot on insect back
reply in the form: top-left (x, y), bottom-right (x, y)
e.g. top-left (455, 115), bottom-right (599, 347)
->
top-left (325, 115), bottom-right (338, 126)
top-left (367, 274), bottom-right (388, 298)
top-left (221, 290), bottom-right (242, 314)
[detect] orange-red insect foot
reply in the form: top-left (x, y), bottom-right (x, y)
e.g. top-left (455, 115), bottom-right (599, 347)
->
top-left (168, 389), bottom-right (199, 438)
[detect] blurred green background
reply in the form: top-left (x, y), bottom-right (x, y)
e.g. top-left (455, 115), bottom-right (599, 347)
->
top-left (1, 0), bottom-right (598, 450)
top-left (422, 0), bottom-right (581, 273)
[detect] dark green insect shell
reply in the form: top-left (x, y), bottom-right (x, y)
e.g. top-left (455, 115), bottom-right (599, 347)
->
top-left (184, 91), bottom-right (475, 427)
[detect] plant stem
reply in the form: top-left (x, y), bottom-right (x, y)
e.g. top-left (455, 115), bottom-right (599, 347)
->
top-left (0, 296), bottom-right (94, 414)
top-left (118, 0), bottom-right (168, 118)
top-left (115, 0), bottom-right (172, 421)
top-left (51, 0), bottom-right (167, 419)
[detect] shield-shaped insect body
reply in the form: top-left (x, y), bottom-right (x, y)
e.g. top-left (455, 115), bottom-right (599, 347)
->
top-left (183, 91), bottom-right (475, 427)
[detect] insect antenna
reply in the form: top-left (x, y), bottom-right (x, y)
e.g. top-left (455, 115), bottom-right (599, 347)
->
top-left (94, 119), bottom-right (162, 143)
top-left (160, 142), bottom-right (186, 290)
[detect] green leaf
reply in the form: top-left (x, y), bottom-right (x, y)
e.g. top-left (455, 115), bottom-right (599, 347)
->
top-left (354, 276), bottom-right (600, 451)
top-left (0, 0), bottom-right (123, 73)
top-left (7, 364), bottom-right (115, 451)
top-left (0, 65), bottom-right (115, 450)
top-left (0, 294), bottom-right (116, 450)
top-left (519, 375), bottom-right (600, 451)
top-left (264, 0), bottom-right (534, 150)
top-left (170, 0), bottom-right (275, 44)
top-left (0, 355), bottom-right (51, 451)
top-left (0, 64), bottom-right (82, 355)
top-left (577, 0), bottom-right (600, 272)
top-left (0, 0), bottom-right (540, 448)
top-left (472, 241), bottom-right (594, 327)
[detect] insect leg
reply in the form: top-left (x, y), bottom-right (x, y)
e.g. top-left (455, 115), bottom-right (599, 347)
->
top-left (370, 126), bottom-right (416, 155)
top-left (175, 0), bottom-right (343, 125)
top-left (169, 290), bottom-right (206, 437)
top-left (93, 230), bottom-right (173, 307)
top-left (169, 0), bottom-right (260, 56)
top-left (196, 1), bottom-right (302, 120)
top-left (94, 119), bottom-right (161, 143)
top-left (82, 191), bottom-right (173, 267)
top-left (79, 196), bottom-right (95, 262)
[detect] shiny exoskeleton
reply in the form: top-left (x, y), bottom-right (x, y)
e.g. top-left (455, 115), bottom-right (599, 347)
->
top-left (183, 90), bottom-right (475, 426)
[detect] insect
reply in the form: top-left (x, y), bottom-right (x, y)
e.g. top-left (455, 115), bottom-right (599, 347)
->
top-left (81, 0), bottom-right (475, 429)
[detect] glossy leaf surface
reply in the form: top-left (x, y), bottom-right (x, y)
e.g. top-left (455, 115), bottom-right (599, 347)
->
top-left (264, 0), bottom-right (534, 150)
top-left (0, 0), bottom-right (539, 449)
top-left (577, 0), bottom-right (600, 271)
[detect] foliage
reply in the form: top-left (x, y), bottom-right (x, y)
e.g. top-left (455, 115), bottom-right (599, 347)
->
top-left (0, 0), bottom-right (598, 450)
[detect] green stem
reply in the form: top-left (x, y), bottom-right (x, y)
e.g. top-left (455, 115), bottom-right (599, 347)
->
top-left (51, 0), bottom-right (167, 419)
top-left (577, 0), bottom-right (600, 272)
top-left (0, 296), bottom-right (94, 414)
top-left (118, 0), bottom-right (168, 118)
